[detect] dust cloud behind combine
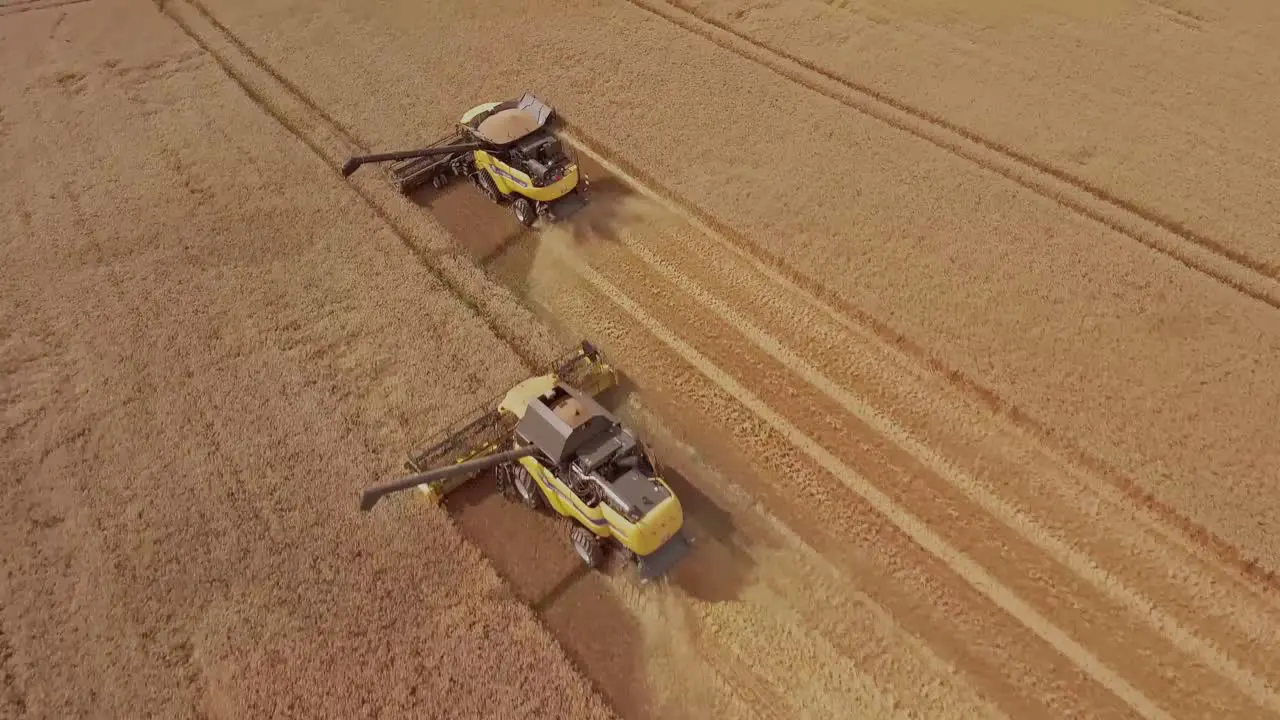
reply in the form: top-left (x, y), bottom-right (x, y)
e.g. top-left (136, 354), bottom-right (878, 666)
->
top-left (4, 0), bottom-right (1280, 718)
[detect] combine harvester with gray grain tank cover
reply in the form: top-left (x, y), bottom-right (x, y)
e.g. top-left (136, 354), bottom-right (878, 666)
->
top-left (358, 341), bottom-right (693, 582)
top-left (341, 92), bottom-right (590, 227)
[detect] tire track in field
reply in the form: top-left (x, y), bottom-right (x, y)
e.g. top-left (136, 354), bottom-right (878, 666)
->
top-left (627, 206), bottom-right (1280, 655)
top-left (548, 147), bottom-right (1280, 702)
top-left (623, 397), bottom-right (1013, 720)
top-left (0, 0), bottom-right (91, 15)
top-left (155, 0), bottom-right (562, 372)
top-left (533, 238), bottom-right (1174, 720)
top-left (169, 0), bottom-right (1279, 603)
top-left (732, 498), bottom-right (1014, 720)
top-left (543, 215), bottom-right (1276, 716)
top-left (170, 0), bottom-right (365, 151)
top-left (613, 231), bottom-right (1280, 713)
top-left (560, 125), bottom-right (1280, 602)
top-left (153, 5), bottom-right (1013, 717)
top-left (505, 244), bottom-right (1125, 718)
top-left (616, 0), bottom-right (1280, 311)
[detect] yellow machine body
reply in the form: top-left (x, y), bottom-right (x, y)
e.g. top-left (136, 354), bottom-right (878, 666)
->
top-left (494, 355), bottom-right (683, 558)
top-left (516, 454), bottom-right (683, 556)
top-left (473, 149), bottom-right (580, 203)
top-left (394, 341), bottom-right (691, 578)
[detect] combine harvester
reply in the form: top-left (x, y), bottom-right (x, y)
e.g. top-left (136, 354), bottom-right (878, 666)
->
top-left (341, 92), bottom-right (590, 227)
top-left (359, 342), bottom-right (693, 581)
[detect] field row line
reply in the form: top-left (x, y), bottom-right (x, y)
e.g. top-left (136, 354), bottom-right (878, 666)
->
top-left (543, 139), bottom-right (1280, 710)
top-left (549, 239), bottom-right (1174, 720)
top-left (159, 0), bottom-right (1276, 619)
top-left (0, 0), bottom-right (90, 16)
top-left (624, 404), bottom-right (1021, 719)
top-left (155, 0), bottom-right (562, 377)
top-left (626, 213), bottom-right (1280, 712)
top-left (558, 101), bottom-right (1280, 602)
top-left (620, 0), bottom-right (1280, 310)
top-left (155, 0), bottom-right (1278, 713)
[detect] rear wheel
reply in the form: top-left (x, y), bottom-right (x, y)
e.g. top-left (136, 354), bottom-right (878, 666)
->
top-left (570, 525), bottom-right (604, 569)
top-left (512, 197), bottom-right (535, 227)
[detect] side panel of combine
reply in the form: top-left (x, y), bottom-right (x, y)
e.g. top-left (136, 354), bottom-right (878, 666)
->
top-left (518, 457), bottom-right (613, 538)
top-left (474, 150), bottom-right (580, 204)
top-left (518, 457), bottom-right (571, 517)
top-left (475, 151), bottom-right (532, 197)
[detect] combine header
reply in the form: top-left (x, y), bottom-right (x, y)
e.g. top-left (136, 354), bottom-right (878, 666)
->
top-left (359, 342), bottom-right (693, 582)
top-left (341, 92), bottom-right (590, 227)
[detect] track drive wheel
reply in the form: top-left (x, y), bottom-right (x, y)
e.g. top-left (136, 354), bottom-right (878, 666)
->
top-left (495, 462), bottom-right (520, 503)
top-left (473, 170), bottom-right (500, 203)
top-left (512, 197), bottom-right (535, 227)
top-left (503, 462), bottom-right (543, 510)
top-left (570, 524), bottom-right (604, 569)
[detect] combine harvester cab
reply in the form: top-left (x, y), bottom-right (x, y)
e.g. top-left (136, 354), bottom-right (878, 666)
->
top-left (358, 341), bottom-right (692, 582)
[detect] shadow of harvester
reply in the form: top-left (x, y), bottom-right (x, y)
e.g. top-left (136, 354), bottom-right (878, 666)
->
top-left (410, 153), bottom-right (648, 269)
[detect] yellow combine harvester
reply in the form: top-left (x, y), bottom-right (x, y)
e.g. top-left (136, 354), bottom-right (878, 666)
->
top-left (340, 92), bottom-right (589, 227)
top-left (359, 342), bottom-right (693, 581)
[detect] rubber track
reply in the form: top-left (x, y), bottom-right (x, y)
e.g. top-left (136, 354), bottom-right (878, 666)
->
top-left (620, 0), bottom-right (1280, 311)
